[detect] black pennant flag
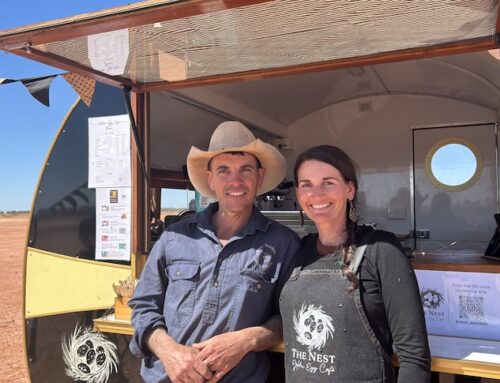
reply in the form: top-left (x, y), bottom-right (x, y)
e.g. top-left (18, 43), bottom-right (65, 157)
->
top-left (21, 75), bottom-right (57, 107)
top-left (0, 78), bottom-right (16, 85)
top-left (1, 72), bottom-right (98, 107)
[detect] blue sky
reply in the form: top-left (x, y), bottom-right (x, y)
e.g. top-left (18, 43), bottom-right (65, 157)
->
top-left (0, 0), bottom-right (192, 211)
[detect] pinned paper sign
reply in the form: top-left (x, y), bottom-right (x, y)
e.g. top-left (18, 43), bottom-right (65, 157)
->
top-left (416, 269), bottom-right (500, 342)
top-left (88, 29), bottom-right (129, 76)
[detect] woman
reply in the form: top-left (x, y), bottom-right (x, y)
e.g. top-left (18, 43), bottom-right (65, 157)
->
top-left (280, 145), bottom-right (431, 382)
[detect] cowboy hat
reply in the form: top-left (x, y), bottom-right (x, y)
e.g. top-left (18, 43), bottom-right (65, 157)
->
top-left (187, 121), bottom-right (286, 199)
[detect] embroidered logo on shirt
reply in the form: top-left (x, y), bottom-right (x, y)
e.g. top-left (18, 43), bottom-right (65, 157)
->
top-left (249, 244), bottom-right (276, 276)
top-left (293, 303), bottom-right (335, 351)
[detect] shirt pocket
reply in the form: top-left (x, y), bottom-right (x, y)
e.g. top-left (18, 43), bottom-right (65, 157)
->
top-left (235, 267), bottom-right (275, 328)
top-left (165, 262), bottom-right (200, 327)
top-left (240, 268), bottom-right (274, 295)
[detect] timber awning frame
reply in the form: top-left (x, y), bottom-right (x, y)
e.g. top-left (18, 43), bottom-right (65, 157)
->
top-left (1, 0), bottom-right (499, 92)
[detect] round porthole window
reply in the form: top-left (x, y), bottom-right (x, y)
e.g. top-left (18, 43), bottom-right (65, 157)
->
top-left (425, 137), bottom-right (482, 191)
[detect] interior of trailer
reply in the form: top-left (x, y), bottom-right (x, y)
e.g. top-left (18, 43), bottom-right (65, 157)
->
top-left (139, 49), bottom-right (500, 382)
top-left (147, 48), bottom-right (500, 257)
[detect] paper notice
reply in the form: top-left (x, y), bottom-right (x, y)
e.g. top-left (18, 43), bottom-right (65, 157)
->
top-left (88, 29), bottom-right (129, 76)
top-left (88, 114), bottom-right (131, 188)
top-left (95, 187), bottom-right (131, 261)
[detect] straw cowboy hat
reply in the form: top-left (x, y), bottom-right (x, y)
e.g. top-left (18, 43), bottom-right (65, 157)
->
top-left (187, 121), bottom-right (286, 199)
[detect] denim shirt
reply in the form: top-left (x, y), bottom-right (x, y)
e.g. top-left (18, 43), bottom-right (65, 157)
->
top-left (129, 203), bottom-right (300, 383)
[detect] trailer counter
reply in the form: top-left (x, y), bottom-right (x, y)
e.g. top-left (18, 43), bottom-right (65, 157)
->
top-left (96, 250), bottom-right (500, 381)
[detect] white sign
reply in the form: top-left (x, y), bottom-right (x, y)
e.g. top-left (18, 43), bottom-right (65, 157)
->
top-left (95, 187), bottom-right (131, 261)
top-left (88, 115), bottom-right (131, 188)
top-left (88, 29), bottom-right (129, 76)
top-left (416, 270), bottom-right (500, 341)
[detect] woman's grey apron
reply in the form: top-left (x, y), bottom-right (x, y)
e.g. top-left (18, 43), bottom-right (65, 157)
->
top-left (280, 236), bottom-right (394, 382)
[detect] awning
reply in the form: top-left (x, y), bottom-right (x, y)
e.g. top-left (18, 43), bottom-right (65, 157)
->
top-left (1, 0), bottom-right (499, 91)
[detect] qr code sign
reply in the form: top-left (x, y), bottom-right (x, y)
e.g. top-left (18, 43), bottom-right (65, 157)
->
top-left (458, 296), bottom-right (484, 321)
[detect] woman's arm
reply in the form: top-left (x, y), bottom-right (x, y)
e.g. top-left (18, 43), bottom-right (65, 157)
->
top-left (368, 231), bottom-right (431, 382)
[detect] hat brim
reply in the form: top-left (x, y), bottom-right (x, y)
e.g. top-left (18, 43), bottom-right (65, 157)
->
top-left (187, 139), bottom-right (286, 199)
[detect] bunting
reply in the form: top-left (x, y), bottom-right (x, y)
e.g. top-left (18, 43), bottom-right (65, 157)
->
top-left (0, 78), bottom-right (16, 85)
top-left (0, 73), bottom-right (96, 107)
top-left (62, 73), bottom-right (96, 107)
top-left (21, 75), bottom-right (56, 106)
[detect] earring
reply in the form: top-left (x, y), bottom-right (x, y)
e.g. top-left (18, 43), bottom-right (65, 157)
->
top-left (348, 200), bottom-right (359, 223)
top-left (299, 209), bottom-right (304, 226)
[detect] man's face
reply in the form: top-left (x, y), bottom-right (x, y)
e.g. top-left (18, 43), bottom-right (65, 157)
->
top-left (207, 152), bottom-right (265, 215)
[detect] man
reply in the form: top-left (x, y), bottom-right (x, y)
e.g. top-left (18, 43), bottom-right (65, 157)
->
top-left (130, 121), bottom-right (300, 383)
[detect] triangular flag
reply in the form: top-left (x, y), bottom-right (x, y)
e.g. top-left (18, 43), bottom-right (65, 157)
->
top-left (21, 75), bottom-right (56, 107)
top-left (0, 78), bottom-right (16, 85)
top-left (63, 72), bottom-right (96, 107)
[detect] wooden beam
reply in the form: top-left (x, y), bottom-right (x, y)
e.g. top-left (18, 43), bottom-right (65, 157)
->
top-left (152, 179), bottom-right (193, 189)
top-left (130, 91), bottom-right (149, 255)
top-left (151, 168), bottom-right (193, 189)
top-left (495, 0), bottom-right (500, 56)
top-left (151, 168), bottom-right (188, 181)
top-left (8, 46), bottom-right (134, 89)
top-left (0, 0), bottom-right (273, 48)
top-left (138, 36), bottom-right (500, 93)
top-left (412, 253), bottom-right (500, 273)
top-left (497, 0), bottom-right (500, 36)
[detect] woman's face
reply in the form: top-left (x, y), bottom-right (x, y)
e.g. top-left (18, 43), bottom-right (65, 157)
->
top-left (296, 160), bottom-right (355, 226)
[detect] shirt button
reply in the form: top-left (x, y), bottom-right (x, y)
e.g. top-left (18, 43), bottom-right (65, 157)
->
top-left (213, 280), bottom-right (218, 287)
top-left (176, 271), bottom-right (180, 276)
top-left (256, 283), bottom-right (261, 289)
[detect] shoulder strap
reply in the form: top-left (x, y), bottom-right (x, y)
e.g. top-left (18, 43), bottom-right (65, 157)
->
top-left (348, 228), bottom-right (375, 275)
top-left (288, 234), bottom-right (317, 281)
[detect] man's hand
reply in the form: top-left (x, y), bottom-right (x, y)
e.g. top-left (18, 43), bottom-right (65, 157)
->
top-left (146, 328), bottom-right (213, 383)
top-left (160, 343), bottom-right (213, 383)
top-left (192, 315), bottom-right (283, 383)
top-left (192, 331), bottom-right (253, 383)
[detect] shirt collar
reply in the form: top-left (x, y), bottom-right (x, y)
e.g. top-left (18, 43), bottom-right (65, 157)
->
top-left (194, 202), bottom-right (270, 237)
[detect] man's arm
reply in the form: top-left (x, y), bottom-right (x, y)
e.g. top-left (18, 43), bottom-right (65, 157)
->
top-left (129, 233), bottom-right (212, 383)
top-left (146, 327), bottom-right (213, 383)
top-left (192, 314), bottom-right (283, 383)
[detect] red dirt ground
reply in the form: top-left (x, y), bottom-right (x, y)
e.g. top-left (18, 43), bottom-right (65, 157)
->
top-left (0, 215), bottom-right (29, 382)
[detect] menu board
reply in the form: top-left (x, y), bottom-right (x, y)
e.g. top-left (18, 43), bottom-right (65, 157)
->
top-left (88, 114), bottom-right (131, 188)
top-left (415, 270), bottom-right (500, 341)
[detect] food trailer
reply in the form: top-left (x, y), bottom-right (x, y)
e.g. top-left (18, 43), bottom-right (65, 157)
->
top-left (1, 1), bottom-right (500, 382)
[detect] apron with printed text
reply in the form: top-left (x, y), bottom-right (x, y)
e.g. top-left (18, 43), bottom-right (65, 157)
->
top-left (280, 252), bottom-right (394, 383)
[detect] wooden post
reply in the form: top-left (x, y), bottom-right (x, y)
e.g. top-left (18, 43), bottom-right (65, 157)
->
top-left (130, 91), bottom-right (150, 279)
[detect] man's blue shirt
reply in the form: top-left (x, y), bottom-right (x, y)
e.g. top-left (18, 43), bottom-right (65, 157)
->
top-left (129, 203), bottom-right (300, 382)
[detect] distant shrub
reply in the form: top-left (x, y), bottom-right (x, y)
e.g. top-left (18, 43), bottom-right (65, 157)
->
top-left (0, 210), bottom-right (30, 217)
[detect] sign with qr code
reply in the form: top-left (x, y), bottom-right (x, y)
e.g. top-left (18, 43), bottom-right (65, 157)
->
top-left (415, 270), bottom-right (500, 341)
